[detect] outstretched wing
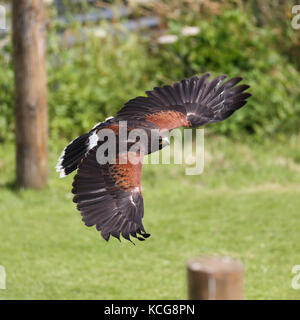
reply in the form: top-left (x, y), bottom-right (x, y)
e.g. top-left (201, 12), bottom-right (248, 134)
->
top-left (116, 73), bottom-right (251, 131)
top-left (72, 146), bottom-right (150, 243)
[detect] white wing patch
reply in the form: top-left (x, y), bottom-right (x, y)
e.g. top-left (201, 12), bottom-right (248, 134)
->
top-left (56, 117), bottom-right (113, 179)
top-left (88, 131), bottom-right (99, 149)
top-left (56, 144), bottom-right (68, 178)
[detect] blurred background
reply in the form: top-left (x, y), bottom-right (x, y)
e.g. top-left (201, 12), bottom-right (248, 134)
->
top-left (0, 0), bottom-right (300, 299)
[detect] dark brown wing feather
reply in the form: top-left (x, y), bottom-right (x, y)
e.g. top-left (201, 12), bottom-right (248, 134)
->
top-left (72, 146), bottom-right (149, 243)
top-left (116, 73), bottom-right (251, 130)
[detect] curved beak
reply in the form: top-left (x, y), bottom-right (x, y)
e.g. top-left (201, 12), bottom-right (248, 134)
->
top-left (161, 136), bottom-right (170, 148)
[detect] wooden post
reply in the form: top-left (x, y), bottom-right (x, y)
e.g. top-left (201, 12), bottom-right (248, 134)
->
top-left (187, 256), bottom-right (244, 300)
top-left (12, 0), bottom-right (48, 189)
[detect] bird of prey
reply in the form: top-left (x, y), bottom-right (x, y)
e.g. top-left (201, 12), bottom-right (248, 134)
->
top-left (56, 73), bottom-right (251, 243)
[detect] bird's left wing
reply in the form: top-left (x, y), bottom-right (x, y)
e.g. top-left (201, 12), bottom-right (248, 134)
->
top-left (116, 73), bottom-right (251, 131)
top-left (72, 145), bottom-right (150, 242)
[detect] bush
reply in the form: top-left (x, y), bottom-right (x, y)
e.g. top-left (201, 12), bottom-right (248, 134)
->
top-left (153, 8), bottom-right (300, 137)
top-left (47, 27), bottom-right (159, 141)
top-left (0, 46), bottom-right (14, 143)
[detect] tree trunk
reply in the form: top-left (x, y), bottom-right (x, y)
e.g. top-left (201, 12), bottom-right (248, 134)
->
top-left (12, 0), bottom-right (48, 189)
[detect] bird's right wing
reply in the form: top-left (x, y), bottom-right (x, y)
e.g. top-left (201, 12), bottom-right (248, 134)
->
top-left (72, 145), bottom-right (150, 243)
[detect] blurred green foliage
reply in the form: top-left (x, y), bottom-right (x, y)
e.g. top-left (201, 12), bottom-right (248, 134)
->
top-left (0, 0), bottom-right (299, 142)
top-left (154, 8), bottom-right (300, 137)
top-left (0, 46), bottom-right (14, 142)
top-left (47, 29), bottom-right (158, 141)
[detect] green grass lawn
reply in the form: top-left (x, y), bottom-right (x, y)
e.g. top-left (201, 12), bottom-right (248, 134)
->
top-left (1, 134), bottom-right (300, 300)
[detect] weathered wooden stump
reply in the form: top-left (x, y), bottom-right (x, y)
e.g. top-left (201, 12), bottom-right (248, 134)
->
top-left (187, 256), bottom-right (244, 300)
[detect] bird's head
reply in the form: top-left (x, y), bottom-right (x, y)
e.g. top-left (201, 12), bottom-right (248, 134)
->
top-left (147, 131), bottom-right (170, 154)
top-left (159, 135), bottom-right (170, 150)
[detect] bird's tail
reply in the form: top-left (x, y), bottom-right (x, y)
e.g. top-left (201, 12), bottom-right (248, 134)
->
top-left (56, 132), bottom-right (92, 178)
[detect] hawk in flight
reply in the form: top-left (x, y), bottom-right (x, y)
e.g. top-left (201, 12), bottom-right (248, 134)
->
top-left (56, 73), bottom-right (251, 243)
